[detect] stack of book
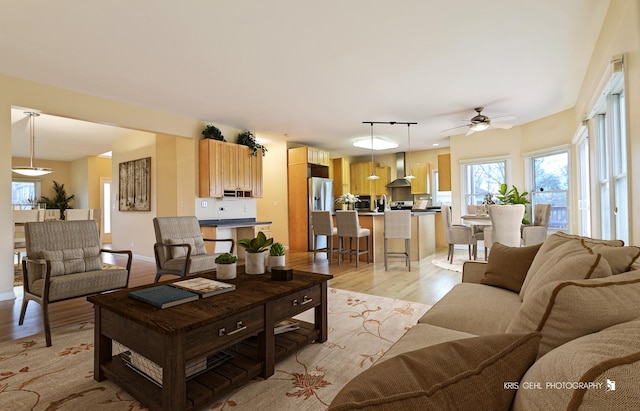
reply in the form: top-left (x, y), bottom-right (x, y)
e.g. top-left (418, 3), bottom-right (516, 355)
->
top-left (274, 319), bottom-right (300, 334)
top-left (128, 278), bottom-right (235, 309)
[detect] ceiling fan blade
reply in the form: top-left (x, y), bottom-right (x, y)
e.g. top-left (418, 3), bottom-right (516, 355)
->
top-left (491, 115), bottom-right (516, 122)
top-left (466, 128), bottom-right (475, 136)
top-left (491, 122), bottom-right (513, 130)
top-left (442, 124), bottom-right (471, 132)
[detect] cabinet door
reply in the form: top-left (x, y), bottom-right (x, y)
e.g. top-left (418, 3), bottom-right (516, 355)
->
top-left (251, 152), bottom-right (263, 197)
top-left (221, 143), bottom-right (238, 191)
top-left (410, 163), bottom-right (427, 194)
top-left (237, 145), bottom-right (252, 190)
top-left (374, 166), bottom-right (390, 196)
top-left (438, 154), bottom-right (451, 191)
top-left (199, 139), bottom-right (223, 198)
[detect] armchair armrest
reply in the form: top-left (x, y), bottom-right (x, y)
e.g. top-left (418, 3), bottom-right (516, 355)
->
top-left (203, 238), bottom-right (235, 253)
top-left (101, 249), bottom-right (133, 273)
top-left (462, 261), bottom-right (487, 284)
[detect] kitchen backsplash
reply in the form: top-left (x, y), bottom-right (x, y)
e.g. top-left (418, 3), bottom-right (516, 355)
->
top-left (195, 197), bottom-right (257, 220)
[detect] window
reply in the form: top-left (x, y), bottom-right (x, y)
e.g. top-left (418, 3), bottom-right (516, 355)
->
top-left (526, 149), bottom-right (569, 230)
top-left (12, 179), bottom-right (42, 209)
top-left (461, 158), bottom-right (508, 210)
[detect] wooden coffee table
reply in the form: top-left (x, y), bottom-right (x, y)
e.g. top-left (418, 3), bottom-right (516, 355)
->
top-left (88, 268), bottom-right (332, 411)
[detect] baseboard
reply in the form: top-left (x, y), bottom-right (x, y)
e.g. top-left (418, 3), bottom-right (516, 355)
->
top-left (0, 290), bottom-right (17, 302)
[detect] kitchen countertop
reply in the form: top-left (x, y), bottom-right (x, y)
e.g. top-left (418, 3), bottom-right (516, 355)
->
top-left (355, 210), bottom-right (437, 216)
top-left (199, 218), bottom-right (272, 227)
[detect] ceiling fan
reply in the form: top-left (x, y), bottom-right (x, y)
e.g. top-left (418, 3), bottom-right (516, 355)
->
top-left (443, 107), bottom-right (516, 135)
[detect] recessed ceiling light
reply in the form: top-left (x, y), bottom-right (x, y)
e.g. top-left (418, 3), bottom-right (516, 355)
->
top-left (432, 143), bottom-right (439, 147)
top-left (353, 137), bottom-right (398, 150)
top-left (98, 151), bottom-right (112, 158)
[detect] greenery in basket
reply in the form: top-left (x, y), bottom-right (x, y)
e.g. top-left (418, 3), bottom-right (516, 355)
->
top-left (238, 231), bottom-right (273, 253)
top-left (215, 253), bottom-right (238, 264)
top-left (202, 124), bottom-right (226, 141)
top-left (40, 181), bottom-right (74, 220)
top-left (269, 242), bottom-right (285, 256)
top-left (237, 130), bottom-right (267, 156)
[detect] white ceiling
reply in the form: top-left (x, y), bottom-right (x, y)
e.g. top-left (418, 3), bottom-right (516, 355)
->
top-left (2, 0), bottom-right (611, 160)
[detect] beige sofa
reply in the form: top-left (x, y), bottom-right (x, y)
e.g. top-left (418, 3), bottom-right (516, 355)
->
top-left (330, 232), bottom-right (640, 410)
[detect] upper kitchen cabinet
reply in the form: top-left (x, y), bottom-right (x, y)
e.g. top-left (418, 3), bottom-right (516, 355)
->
top-left (199, 140), bottom-right (262, 198)
top-left (410, 162), bottom-right (431, 195)
top-left (350, 162), bottom-right (375, 196)
top-left (289, 146), bottom-right (330, 166)
top-left (374, 166), bottom-right (391, 196)
top-left (332, 158), bottom-right (350, 200)
top-left (437, 154), bottom-right (451, 191)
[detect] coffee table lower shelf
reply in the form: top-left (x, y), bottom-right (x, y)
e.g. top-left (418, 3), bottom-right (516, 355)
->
top-left (101, 320), bottom-right (320, 411)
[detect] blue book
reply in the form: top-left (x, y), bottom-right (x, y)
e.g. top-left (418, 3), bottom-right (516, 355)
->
top-left (129, 285), bottom-right (199, 308)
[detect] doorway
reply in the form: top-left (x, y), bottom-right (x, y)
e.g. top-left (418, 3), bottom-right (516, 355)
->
top-left (100, 177), bottom-right (113, 244)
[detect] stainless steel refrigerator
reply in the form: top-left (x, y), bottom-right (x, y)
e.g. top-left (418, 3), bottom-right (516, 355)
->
top-left (308, 177), bottom-right (334, 251)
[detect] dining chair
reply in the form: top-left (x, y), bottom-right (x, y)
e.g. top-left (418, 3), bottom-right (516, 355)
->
top-left (466, 204), bottom-right (487, 259)
top-left (383, 210), bottom-right (411, 271)
top-left (483, 204), bottom-right (525, 258)
top-left (311, 210), bottom-right (338, 263)
top-left (521, 203), bottom-right (552, 246)
top-left (335, 210), bottom-right (370, 268)
top-left (441, 205), bottom-right (475, 263)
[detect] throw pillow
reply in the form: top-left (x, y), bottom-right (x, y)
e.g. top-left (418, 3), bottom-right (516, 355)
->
top-left (42, 246), bottom-right (102, 276)
top-left (587, 243), bottom-right (640, 274)
top-left (481, 243), bottom-right (542, 293)
top-left (328, 333), bottom-right (541, 411)
top-left (506, 270), bottom-right (640, 359)
top-left (521, 246), bottom-right (612, 302)
top-left (512, 320), bottom-right (640, 411)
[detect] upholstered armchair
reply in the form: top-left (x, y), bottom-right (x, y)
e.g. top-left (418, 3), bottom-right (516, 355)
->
top-left (521, 204), bottom-right (551, 246)
top-left (153, 216), bottom-right (234, 282)
top-left (441, 205), bottom-right (475, 263)
top-left (20, 220), bottom-right (132, 346)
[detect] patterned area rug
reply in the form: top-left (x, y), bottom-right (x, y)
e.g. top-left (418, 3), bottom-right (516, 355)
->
top-left (431, 255), bottom-right (473, 272)
top-left (0, 288), bottom-right (431, 410)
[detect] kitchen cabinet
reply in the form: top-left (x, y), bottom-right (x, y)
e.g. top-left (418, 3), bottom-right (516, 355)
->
top-left (332, 158), bottom-right (350, 200)
top-left (287, 163), bottom-right (309, 251)
top-left (374, 166), bottom-right (391, 196)
top-left (288, 146), bottom-right (330, 166)
top-left (410, 162), bottom-right (431, 195)
top-left (350, 162), bottom-right (377, 196)
top-left (199, 140), bottom-right (261, 198)
top-left (438, 154), bottom-right (451, 191)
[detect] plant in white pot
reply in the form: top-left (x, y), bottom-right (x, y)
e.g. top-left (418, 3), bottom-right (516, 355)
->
top-left (214, 253), bottom-right (238, 280)
top-left (238, 231), bottom-right (273, 274)
top-left (267, 242), bottom-right (285, 272)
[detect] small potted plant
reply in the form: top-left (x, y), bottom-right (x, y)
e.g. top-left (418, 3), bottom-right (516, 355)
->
top-left (215, 253), bottom-right (238, 279)
top-left (237, 231), bottom-right (273, 274)
top-left (202, 124), bottom-right (226, 141)
top-left (237, 130), bottom-right (267, 156)
top-left (267, 242), bottom-right (285, 272)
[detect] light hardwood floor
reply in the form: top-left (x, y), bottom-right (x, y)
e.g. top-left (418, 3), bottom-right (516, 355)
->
top-left (0, 248), bottom-right (459, 344)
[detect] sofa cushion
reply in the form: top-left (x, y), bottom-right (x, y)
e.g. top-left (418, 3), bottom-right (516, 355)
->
top-left (328, 332), bottom-right (541, 411)
top-left (42, 246), bottom-right (102, 276)
top-left (553, 231), bottom-right (625, 247)
top-left (512, 320), bottom-right (640, 411)
top-left (379, 323), bottom-right (476, 363)
top-left (521, 248), bottom-right (612, 302)
top-left (418, 283), bottom-right (522, 335)
top-left (480, 243), bottom-right (541, 293)
top-left (30, 268), bottom-right (129, 300)
top-left (168, 237), bottom-right (207, 259)
top-left (520, 239), bottom-right (611, 300)
top-left (506, 270), bottom-right (640, 358)
top-left (588, 243), bottom-right (640, 274)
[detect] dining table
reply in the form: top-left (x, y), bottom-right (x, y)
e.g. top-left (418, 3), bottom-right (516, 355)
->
top-left (460, 214), bottom-right (492, 226)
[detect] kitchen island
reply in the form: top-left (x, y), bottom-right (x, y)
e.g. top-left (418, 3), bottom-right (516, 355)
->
top-left (334, 211), bottom-right (436, 263)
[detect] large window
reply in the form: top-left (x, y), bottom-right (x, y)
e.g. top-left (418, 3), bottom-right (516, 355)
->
top-left (462, 158), bottom-right (508, 208)
top-left (526, 149), bottom-right (569, 229)
top-left (12, 179), bottom-right (42, 209)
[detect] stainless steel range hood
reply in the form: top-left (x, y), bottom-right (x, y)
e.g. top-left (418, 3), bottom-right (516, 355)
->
top-left (386, 152), bottom-right (411, 187)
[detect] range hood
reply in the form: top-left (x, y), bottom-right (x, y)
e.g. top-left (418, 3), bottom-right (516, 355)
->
top-left (386, 152), bottom-right (412, 188)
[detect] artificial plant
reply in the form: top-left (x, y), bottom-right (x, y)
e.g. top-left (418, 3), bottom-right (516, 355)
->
top-left (237, 130), bottom-right (267, 156)
top-left (40, 181), bottom-right (75, 220)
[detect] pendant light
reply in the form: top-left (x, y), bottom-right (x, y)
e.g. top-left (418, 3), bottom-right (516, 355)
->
top-left (404, 123), bottom-right (416, 180)
top-left (365, 122), bottom-right (380, 180)
top-left (12, 112), bottom-right (53, 176)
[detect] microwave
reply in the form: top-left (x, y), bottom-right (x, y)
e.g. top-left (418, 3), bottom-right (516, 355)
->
top-left (354, 195), bottom-right (371, 211)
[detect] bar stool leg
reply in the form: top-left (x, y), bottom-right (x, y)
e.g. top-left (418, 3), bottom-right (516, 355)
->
top-left (355, 237), bottom-right (359, 268)
top-left (328, 235), bottom-right (333, 264)
top-left (406, 239), bottom-right (411, 271)
top-left (313, 234), bottom-right (317, 262)
top-left (384, 238), bottom-right (388, 271)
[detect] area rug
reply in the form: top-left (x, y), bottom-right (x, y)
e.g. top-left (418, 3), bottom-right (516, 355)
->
top-left (431, 255), bottom-right (473, 272)
top-left (0, 288), bottom-right (431, 410)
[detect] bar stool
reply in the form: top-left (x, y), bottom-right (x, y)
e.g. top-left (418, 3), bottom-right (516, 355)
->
top-left (384, 210), bottom-right (411, 271)
top-left (311, 210), bottom-right (338, 263)
top-left (335, 210), bottom-right (370, 268)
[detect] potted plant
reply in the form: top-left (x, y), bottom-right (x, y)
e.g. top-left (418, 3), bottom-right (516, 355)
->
top-left (237, 231), bottom-right (273, 274)
top-left (267, 242), bottom-right (285, 272)
top-left (215, 253), bottom-right (238, 279)
top-left (40, 181), bottom-right (75, 220)
top-left (202, 124), bottom-right (226, 141)
top-left (237, 130), bottom-right (267, 156)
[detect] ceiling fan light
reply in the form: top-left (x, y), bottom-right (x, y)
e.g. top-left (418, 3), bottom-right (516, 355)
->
top-left (470, 123), bottom-right (489, 131)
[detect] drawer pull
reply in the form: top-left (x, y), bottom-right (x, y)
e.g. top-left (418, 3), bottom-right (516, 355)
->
top-left (219, 321), bottom-right (247, 336)
top-left (292, 296), bottom-right (313, 306)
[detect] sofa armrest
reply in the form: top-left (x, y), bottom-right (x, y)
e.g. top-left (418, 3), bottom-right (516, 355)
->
top-left (462, 261), bottom-right (487, 283)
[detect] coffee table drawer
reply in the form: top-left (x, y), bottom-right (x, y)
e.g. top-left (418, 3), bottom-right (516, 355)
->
top-left (186, 305), bottom-right (264, 358)
top-left (273, 285), bottom-right (321, 320)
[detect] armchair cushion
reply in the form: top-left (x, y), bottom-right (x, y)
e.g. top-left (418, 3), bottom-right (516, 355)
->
top-left (329, 332), bottom-right (540, 411)
top-left (167, 237), bottom-right (207, 259)
top-left (42, 246), bottom-right (102, 276)
top-left (481, 243), bottom-right (541, 293)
